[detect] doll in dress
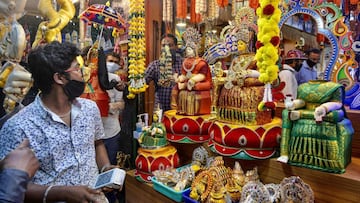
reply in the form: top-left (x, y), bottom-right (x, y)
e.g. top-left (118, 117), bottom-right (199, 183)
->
top-left (171, 27), bottom-right (212, 116)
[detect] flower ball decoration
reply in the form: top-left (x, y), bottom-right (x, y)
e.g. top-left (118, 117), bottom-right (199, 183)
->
top-left (127, 0), bottom-right (148, 99)
top-left (255, 0), bottom-right (281, 110)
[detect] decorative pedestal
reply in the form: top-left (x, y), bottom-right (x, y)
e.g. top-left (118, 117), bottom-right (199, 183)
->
top-left (163, 110), bottom-right (212, 143)
top-left (135, 145), bottom-right (180, 182)
top-left (208, 117), bottom-right (282, 160)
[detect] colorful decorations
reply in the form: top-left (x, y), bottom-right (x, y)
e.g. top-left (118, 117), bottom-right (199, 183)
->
top-left (176, 0), bottom-right (187, 19)
top-left (33, 0), bottom-right (75, 48)
top-left (209, 118), bottom-right (282, 159)
top-left (278, 81), bottom-right (354, 173)
top-left (255, 0), bottom-right (281, 111)
top-left (0, 0), bottom-right (32, 113)
top-left (128, 0), bottom-right (147, 99)
top-left (79, 3), bottom-right (127, 29)
top-left (163, 110), bottom-right (212, 143)
top-left (135, 145), bottom-right (180, 182)
top-left (162, 0), bottom-right (173, 23)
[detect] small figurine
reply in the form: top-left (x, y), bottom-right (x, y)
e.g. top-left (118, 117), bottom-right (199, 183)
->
top-left (138, 105), bottom-right (168, 149)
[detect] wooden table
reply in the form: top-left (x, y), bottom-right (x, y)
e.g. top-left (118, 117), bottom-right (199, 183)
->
top-left (125, 170), bottom-right (177, 203)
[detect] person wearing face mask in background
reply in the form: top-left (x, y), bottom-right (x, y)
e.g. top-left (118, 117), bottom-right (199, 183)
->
top-left (297, 48), bottom-right (321, 85)
top-left (102, 49), bottom-right (125, 203)
top-left (145, 34), bottom-right (183, 111)
top-left (279, 49), bottom-right (306, 100)
top-left (0, 41), bottom-right (118, 203)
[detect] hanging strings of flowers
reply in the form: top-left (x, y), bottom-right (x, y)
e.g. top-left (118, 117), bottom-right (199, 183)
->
top-left (255, 0), bottom-right (281, 110)
top-left (208, 0), bottom-right (219, 21)
top-left (216, 0), bottom-right (229, 8)
top-left (176, 0), bottom-right (187, 19)
top-left (128, 0), bottom-right (147, 99)
top-left (195, 0), bottom-right (207, 15)
top-left (163, 0), bottom-right (173, 32)
top-left (190, 0), bottom-right (201, 24)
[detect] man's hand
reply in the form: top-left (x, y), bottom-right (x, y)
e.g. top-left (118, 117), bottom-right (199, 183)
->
top-left (1, 139), bottom-right (39, 178)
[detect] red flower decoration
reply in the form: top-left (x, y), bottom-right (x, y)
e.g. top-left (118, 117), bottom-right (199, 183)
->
top-left (256, 41), bottom-right (263, 49)
top-left (263, 4), bottom-right (275, 15)
top-left (270, 36), bottom-right (280, 46)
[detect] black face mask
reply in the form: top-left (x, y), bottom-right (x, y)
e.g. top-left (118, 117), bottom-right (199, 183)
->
top-left (294, 62), bottom-right (302, 72)
top-left (63, 79), bottom-right (85, 101)
top-left (306, 59), bottom-right (317, 67)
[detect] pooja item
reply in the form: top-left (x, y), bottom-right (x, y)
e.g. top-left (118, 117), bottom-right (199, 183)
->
top-left (280, 176), bottom-right (314, 203)
top-left (138, 106), bottom-right (168, 149)
top-left (164, 27), bottom-right (212, 144)
top-left (135, 107), bottom-right (179, 182)
top-left (240, 181), bottom-right (271, 203)
top-left (163, 111), bottom-right (212, 143)
top-left (80, 42), bottom-right (110, 117)
top-left (207, 7), bottom-right (282, 160)
top-left (171, 27), bottom-right (212, 116)
top-left (135, 145), bottom-right (179, 182)
top-left (278, 80), bottom-right (354, 173)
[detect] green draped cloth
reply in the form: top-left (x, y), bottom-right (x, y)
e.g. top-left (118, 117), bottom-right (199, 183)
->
top-left (280, 81), bottom-right (354, 173)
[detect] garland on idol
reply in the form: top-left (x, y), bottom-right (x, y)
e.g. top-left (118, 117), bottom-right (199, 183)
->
top-left (255, 0), bottom-right (281, 110)
top-left (128, 0), bottom-right (147, 99)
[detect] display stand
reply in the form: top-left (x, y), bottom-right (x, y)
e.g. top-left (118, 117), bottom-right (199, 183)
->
top-left (125, 104), bottom-right (360, 202)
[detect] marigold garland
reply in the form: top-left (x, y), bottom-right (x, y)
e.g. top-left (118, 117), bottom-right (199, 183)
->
top-left (128, 0), bottom-right (148, 99)
top-left (255, 0), bottom-right (281, 110)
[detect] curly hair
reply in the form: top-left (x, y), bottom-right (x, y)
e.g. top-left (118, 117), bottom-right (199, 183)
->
top-left (28, 41), bottom-right (80, 95)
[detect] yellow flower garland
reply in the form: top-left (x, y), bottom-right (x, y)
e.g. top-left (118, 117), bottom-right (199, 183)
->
top-left (255, 0), bottom-right (281, 84)
top-left (128, 0), bottom-right (148, 99)
top-left (255, 0), bottom-right (281, 111)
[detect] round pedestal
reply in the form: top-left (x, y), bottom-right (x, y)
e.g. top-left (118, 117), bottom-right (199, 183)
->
top-left (163, 110), bottom-right (212, 143)
top-left (208, 117), bottom-right (282, 159)
top-left (135, 145), bottom-right (180, 182)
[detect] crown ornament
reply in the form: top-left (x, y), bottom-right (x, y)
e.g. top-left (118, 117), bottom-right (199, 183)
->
top-left (183, 27), bottom-right (201, 52)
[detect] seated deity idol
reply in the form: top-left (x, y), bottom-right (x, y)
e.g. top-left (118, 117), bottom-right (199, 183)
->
top-left (212, 39), bottom-right (271, 125)
top-left (138, 106), bottom-right (168, 149)
top-left (278, 80), bottom-right (354, 173)
top-left (171, 38), bottom-right (212, 116)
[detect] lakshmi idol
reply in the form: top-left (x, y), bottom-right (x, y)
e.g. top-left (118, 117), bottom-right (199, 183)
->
top-left (171, 27), bottom-right (212, 116)
top-left (207, 7), bottom-right (282, 160)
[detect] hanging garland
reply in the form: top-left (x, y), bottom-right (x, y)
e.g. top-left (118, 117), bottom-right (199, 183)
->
top-left (128, 0), bottom-right (147, 99)
top-left (177, 0), bottom-right (187, 19)
top-left (255, 0), bottom-right (281, 110)
top-left (195, 0), bottom-right (207, 14)
top-left (216, 0), bottom-right (229, 8)
top-left (163, 0), bottom-right (173, 23)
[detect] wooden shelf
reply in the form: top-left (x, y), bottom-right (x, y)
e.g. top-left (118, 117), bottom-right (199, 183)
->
top-left (223, 157), bottom-right (360, 203)
top-left (125, 170), bottom-right (176, 203)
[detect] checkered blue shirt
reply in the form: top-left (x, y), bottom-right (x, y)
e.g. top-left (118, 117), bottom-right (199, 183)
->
top-left (145, 53), bottom-right (183, 111)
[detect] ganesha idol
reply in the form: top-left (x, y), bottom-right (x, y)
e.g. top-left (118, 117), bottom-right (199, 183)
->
top-left (163, 27), bottom-right (212, 144)
top-left (135, 107), bottom-right (179, 182)
top-left (208, 39), bottom-right (282, 160)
